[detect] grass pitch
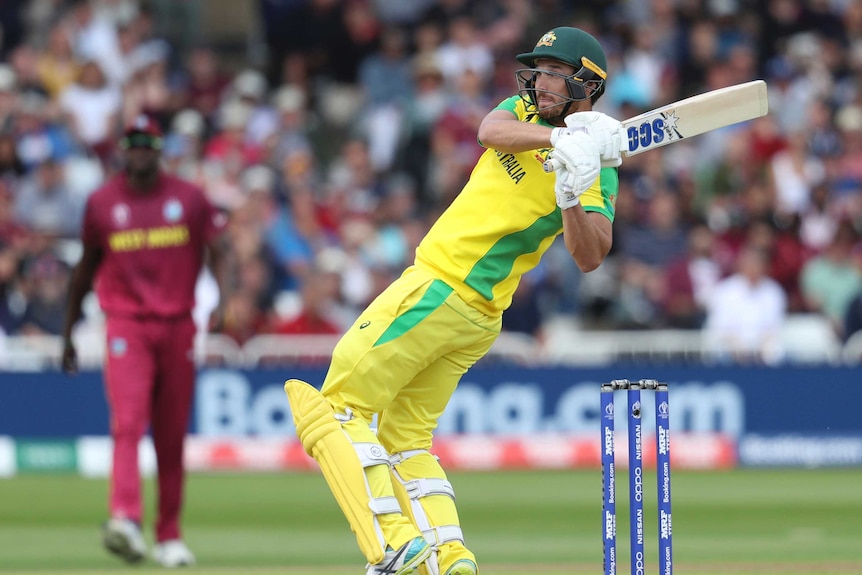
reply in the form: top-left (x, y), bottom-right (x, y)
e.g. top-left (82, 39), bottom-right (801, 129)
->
top-left (1, 468), bottom-right (860, 574)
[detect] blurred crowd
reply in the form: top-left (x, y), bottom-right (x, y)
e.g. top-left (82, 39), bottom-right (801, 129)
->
top-left (1, 0), bottom-right (862, 362)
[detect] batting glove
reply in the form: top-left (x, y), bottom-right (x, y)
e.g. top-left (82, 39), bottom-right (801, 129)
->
top-left (548, 131), bottom-right (601, 209)
top-left (564, 111), bottom-right (624, 167)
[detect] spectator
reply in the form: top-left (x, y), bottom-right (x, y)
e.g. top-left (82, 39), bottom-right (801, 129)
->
top-left (435, 15), bottom-right (494, 84)
top-left (13, 92), bottom-right (76, 170)
top-left (0, 134), bottom-right (25, 181)
top-left (704, 244), bottom-right (787, 363)
top-left (36, 23), bottom-right (81, 100)
top-left (203, 99), bottom-right (264, 168)
top-left (65, 0), bottom-right (124, 87)
top-left (800, 219), bottom-right (862, 337)
top-left (357, 26), bottom-right (414, 172)
top-left (228, 68), bottom-right (279, 147)
top-left (615, 190), bottom-right (690, 328)
top-left (769, 129), bottom-right (825, 215)
top-left (265, 84), bottom-right (313, 168)
top-left (0, 240), bottom-right (22, 334)
top-left (219, 289), bottom-right (267, 345)
top-left (0, 182), bottom-right (27, 248)
top-left (0, 64), bottom-right (18, 130)
top-left (162, 108), bottom-right (206, 186)
top-left (15, 251), bottom-right (70, 335)
top-left (400, 53), bottom-right (450, 208)
top-left (13, 157), bottom-right (84, 238)
top-left (269, 268), bottom-right (342, 335)
top-left (121, 41), bottom-right (173, 128)
top-left (238, 162), bottom-right (315, 292)
top-left (843, 282), bottom-right (862, 343)
top-left (177, 46), bottom-right (230, 121)
top-left (661, 223), bottom-right (722, 328)
top-left (58, 59), bottom-right (122, 159)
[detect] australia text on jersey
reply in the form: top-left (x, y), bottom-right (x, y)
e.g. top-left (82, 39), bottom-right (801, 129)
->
top-left (495, 150), bottom-right (526, 183)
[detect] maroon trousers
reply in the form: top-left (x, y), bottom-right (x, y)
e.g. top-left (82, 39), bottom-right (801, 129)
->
top-left (103, 314), bottom-right (196, 542)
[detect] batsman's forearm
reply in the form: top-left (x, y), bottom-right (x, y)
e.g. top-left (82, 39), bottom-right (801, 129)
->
top-left (561, 208), bottom-right (612, 272)
top-left (478, 118), bottom-right (555, 153)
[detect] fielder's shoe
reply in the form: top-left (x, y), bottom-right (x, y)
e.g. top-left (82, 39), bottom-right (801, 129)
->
top-left (366, 536), bottom-right (432, 575)
top-left (153, 539), bottom-right (196, 568)
top-left (102, 517), bottom-right (147, 563)
top-left (444, 559), bottom-right (477, 575)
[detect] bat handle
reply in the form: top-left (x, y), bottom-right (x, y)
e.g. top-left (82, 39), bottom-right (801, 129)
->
top-left (543, 157), bottom-right (563, 173)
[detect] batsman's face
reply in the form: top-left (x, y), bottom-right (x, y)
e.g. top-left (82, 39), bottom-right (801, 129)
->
top-left (124, 147), bottom-right (161, 177)
top-left (531, 59), bottom-right (587, 120)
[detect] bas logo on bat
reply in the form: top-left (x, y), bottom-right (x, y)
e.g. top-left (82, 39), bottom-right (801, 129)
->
top-left (544, 80), bottom-right (767, 172)
top-left (626, 110), bottom-right (682, 153)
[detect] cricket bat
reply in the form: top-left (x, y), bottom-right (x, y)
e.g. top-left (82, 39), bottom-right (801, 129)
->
top-left (621, 79), bottom-right (768, 155)
top-left (545, 80), bottom-right (768, 171)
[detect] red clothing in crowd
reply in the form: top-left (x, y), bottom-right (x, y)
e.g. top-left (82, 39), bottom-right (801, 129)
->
top-left (271, 312), bottom-right (341, 335)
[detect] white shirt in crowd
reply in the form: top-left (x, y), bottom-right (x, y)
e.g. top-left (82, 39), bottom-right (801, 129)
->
top-left (704, 272), bottom-right (787, 361)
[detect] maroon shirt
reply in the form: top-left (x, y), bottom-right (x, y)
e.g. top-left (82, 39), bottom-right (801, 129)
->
top-left (83, 173), bottom-right (226, 319)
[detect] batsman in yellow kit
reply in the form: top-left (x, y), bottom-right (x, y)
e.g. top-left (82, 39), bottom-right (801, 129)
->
top-left (285, 26), bottom-right (622, 575)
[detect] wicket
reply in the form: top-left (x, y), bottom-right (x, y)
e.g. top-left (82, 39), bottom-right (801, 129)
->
top-left (601, 379), bottom-right (672, 575)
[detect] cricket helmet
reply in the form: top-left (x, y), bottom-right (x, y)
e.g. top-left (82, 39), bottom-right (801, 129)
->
top-left (515, 27), bottom-right (608, 107)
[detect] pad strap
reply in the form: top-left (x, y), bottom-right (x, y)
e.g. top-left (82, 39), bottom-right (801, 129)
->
top-left (353, 442), bottom-right (391, 468)
top-left (404, 478), bottom-right (455, 500)
top-left (423, 525), bottom-right (464, 546)
top-left (389, 449), bottom-right (427, 466)
top-left (368, 496), bottom-right (402, 515)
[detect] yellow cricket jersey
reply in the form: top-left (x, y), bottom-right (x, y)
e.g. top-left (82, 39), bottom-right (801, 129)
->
top-left (414, 95), bottom-right (619, 317)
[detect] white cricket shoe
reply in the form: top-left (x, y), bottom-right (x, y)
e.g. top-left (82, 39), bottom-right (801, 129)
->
top-left (153, 539), bottom-right (196, 568)
top-left (366, 536), bottom-right (432, 575)
top-left (102, 517), bottom-right (147, 563)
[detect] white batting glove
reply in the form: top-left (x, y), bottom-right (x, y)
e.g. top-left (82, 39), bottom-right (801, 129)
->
top-left (564, 111), bottom-right (624, 167)
top-left (550, 126), bottom-right (578, 146)
top-left (548, 131), bottom-right (601, 209)
top-left (553, 163), bottom-right (581, 209)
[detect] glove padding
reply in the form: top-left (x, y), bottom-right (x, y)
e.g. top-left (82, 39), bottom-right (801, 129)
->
top-left (564, 111), bottom-right (624, 168)
top-left (549, 131), bottom-right (601, 209)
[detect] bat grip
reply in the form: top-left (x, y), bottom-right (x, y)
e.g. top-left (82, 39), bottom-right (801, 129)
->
top-left (542, 157), bottom-right (563, 173)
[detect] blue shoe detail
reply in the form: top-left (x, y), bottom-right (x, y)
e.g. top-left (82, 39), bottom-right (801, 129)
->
top-left (366, 537), bottom-right (432, 575)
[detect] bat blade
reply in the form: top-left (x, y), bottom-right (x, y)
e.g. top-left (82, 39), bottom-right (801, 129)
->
top-left (622, 80), bottom-right (768, 156)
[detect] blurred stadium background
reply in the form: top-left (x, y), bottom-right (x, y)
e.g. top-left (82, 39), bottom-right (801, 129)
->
top-left (2, 0), bottom-right (862, 573)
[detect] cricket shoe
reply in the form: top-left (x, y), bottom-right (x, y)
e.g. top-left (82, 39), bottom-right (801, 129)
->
top-left (443, 559), bottom-right (477, 575)
top-left (366, 536), bottom-right (432, 575)
top-left (153, 539), bottom-right (196, 568)
top-left (102, 517), bottom-right (147, 563)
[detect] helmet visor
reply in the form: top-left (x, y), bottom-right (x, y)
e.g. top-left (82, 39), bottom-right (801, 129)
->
top-left (515, 66), bottom-right (604, 110)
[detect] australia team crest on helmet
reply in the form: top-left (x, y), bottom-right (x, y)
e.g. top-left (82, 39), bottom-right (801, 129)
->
top-left (536, 31), bottom-right (557, 47)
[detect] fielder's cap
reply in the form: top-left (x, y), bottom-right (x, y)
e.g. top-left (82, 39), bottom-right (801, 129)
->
top-left (120, 114), bottom-right (164, 150)
top-left (516, 27), bottom-right (608, 80)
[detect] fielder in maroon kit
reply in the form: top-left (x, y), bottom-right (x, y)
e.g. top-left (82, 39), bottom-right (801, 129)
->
top-left (61, 115), bottom-right (230, 567)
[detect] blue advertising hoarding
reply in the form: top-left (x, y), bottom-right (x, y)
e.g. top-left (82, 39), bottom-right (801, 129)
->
top-left (2, 365), bottom-right (860, 439)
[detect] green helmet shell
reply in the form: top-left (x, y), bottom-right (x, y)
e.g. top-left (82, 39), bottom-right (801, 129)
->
top-left (516, 27), bottom-right (608, 79)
